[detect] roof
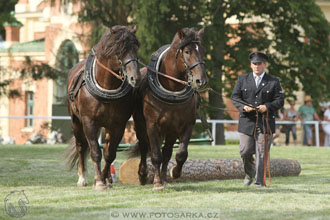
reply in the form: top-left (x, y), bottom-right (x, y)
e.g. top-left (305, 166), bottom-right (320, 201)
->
top-left (0, 39), bottom-right (45, 53)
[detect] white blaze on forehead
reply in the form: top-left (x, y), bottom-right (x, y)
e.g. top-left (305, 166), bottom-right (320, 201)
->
top-left (195, 44), bottom-right (199, 52)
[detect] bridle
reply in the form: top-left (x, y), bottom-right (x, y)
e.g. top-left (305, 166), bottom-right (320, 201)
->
top-left (137, 41), bottom-right (206, 87)
top-left (95, 53), bottom-right (138, 81)
top-left (175, 41), bottom-right (205, 86)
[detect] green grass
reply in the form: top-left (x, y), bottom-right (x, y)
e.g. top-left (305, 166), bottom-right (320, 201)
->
top-left (0, 144), bottom-right (330, 220)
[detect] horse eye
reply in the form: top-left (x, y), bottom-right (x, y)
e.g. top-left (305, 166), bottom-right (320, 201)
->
top-left (185, 50), bottom-right (191, 55)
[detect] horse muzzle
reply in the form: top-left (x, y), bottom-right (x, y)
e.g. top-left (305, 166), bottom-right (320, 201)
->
top-left (190, 76), bottom-right (208, 89)
top-left (127, 74), bottom-right (142, 87)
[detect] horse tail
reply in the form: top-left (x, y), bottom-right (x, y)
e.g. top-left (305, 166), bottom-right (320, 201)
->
top-left (63, 137), bottom-right (90, 171)
top-left (63, 137), bottom-right (78, 170)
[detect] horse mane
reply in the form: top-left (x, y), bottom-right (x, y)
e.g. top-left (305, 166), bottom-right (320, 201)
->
top-left (173, 27), bottom-right (201, 50)
top-left (96, 25), bottom-right (140, 59)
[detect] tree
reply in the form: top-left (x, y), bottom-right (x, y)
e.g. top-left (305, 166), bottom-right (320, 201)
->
top-left (76, 0), bottom-right (135, 48)
top-left (201, 0), bottom-right (330, 143)
top-left (134, 0), bottom-right (205, 62)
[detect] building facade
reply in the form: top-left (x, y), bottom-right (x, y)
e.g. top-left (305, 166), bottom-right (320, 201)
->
top-left (0, 0), bottom-right (91, 144)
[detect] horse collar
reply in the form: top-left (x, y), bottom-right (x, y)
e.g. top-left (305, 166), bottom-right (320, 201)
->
top-left (84, 49), bottom-right (131, 102)
top-left (147, 45), bottom-right (194, 103)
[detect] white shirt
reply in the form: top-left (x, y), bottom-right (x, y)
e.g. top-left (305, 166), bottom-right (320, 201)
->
top-left (323, 109), bottom-right (330, 135)
top-left (253, 72), bottom-right (265, 88)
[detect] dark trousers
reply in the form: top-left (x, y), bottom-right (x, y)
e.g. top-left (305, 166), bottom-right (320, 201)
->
top-left (239, 129), bottom-right (272, 185)
top-left (285, 125), bottom-right (297, 145)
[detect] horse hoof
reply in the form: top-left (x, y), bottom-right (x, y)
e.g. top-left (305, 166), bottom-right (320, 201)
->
top-left (77, 181), bottom-right (88, 187)
top-left (139, 175), bottom-right (148, 185)
top-left (169, 166), bottom-right (182, 179)
top-left (93, 181), bottom-right (110, 191)
top-left (77, 178), bottom-right (88, 187)
top-left (153, 183), bottom-right (165, 191)
top-left (105, 178), bottom-right (113, 188)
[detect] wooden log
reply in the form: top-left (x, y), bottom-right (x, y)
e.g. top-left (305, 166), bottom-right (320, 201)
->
top-left (118, 158), bottom-right (301, 185)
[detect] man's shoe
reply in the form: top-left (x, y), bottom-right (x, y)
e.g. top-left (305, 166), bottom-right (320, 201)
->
top-left (243, 175), bottom-right (253, 186)
top-left (253, 183), bottom-right (264, 188)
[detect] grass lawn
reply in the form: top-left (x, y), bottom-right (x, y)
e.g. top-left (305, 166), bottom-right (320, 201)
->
top-left (0, 144), bottom-right (329, 220)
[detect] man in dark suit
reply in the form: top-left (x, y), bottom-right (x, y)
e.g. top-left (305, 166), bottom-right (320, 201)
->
top-left (231, 51), bottom-right (284, 187)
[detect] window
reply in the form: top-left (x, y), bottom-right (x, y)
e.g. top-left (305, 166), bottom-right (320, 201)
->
top-left (26, 91), bottom-right (34, 128)
top-left (54, 40), bottom-right (79, 104)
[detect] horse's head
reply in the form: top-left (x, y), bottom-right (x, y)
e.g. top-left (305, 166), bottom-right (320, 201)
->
top-left (172, 28), bottom-right (208, 89)
top-left (97, 25), bottom-right (141, 87)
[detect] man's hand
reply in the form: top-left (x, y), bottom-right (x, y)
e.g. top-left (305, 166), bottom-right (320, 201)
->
top-left (243, 106), bottom-right (255, 112)
top-left (257, 105), bottom-right (267, 113)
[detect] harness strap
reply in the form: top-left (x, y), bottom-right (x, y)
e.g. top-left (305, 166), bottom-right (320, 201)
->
top-left (95, 57), bottom-right (123, 81)
top-left (69, 67), bottom-right (85, 102)
top-left (69, 67), bottom-right (85, 116)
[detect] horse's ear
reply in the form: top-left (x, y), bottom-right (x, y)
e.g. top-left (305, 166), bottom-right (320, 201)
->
top-left (178, 29), bottom-right (185, 40)
top-left (131, 25), bottom-right (137, 34)
top-left (197, 28), bottom-right (204, 40)
top-left (109, 27), bottom-right (114, 34)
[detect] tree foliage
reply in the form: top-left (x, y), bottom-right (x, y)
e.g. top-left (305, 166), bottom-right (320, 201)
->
top-left (0, 0), bottom-right (19, 40)
top-left (77, 0), bottom-right (135, 47)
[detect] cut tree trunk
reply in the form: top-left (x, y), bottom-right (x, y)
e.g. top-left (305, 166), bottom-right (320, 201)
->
top-left (118, 158), bottom-right (301, 185)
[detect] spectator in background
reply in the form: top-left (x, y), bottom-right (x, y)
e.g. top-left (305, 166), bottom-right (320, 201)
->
top-left (284, 100), bottom-right (299, 145)
top-left (322, 104), bottom-right (330, 147)
top-left (298, 96), bottom-right (321, 146)
top-left (272, 109), bottom-right (283, 146)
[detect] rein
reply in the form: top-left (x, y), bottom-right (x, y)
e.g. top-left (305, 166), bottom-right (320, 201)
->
top-left (95, 56), bottom-right (139, 81)
top-left (95, 56), bottom-right (122, 80)
top-left (138, 60), bottom-right (189, 86)
top-left (262, 111), bottom-right (272, 187)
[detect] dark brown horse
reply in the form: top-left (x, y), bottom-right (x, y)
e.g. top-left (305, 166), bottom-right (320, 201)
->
top-left (65, 25), bottom-right (141, 190)
top-left (132, 27), bottom-right (208, 190)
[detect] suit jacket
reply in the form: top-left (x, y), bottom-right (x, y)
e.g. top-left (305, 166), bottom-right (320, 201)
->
top-left (231, 72), bottom-right (284, 135)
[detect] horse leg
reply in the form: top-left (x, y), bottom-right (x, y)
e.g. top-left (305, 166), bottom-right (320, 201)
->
top-left (82, 121), bottom-right (107, 190)
top-left (146, 125), bottom-right (163, 191)
top-left (101, 131), bottom-right (112, 186)
top-left (160, 137), bottom-right (176, 185)
top-left (138, 142), bottom-right (149, 185)
top-left (72, 116), bottom-right (89, 187)
top-left (102, 126), bottom-right (125, 187)
top-left (170, 126), bottom-right (193, 179)
top-left (133, 114), bottom-right (149, 185)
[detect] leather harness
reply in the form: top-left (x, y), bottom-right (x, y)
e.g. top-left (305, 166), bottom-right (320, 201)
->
top-left (69, 49), bottom-right (133, 107)
top-left (147, 45), bottom-right (195, 103)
